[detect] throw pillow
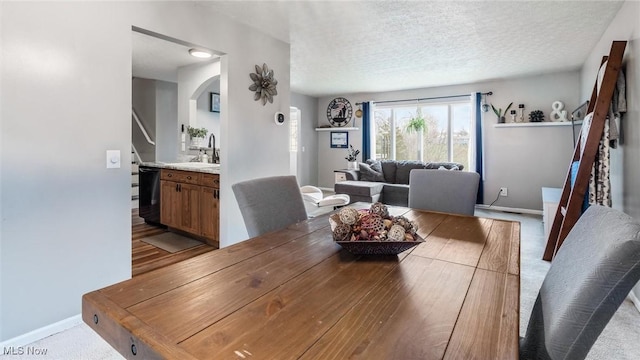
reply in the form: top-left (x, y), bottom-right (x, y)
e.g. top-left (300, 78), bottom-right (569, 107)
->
top-left (438, 165), bottom-right (459, 170)
top-left (359, 163), bottom-right (385, 182)
top-left (365, 159), bottom-right (383, 173)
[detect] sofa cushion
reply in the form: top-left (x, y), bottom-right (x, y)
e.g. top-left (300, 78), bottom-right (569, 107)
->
top-left (367, 159), bottom-right (383, 172)
top-left (382, 184), bottom-right (410, 206)
top-left (395, 161), bottom-right (428, 184)
top-left (379, 160), bottom-right (398, 183)
top-left (359, 163), bottom-right (385, 182)
top-left (335, 180), bottom-right (384, 197)
top-left (425, 162), bottom-right (464, 171)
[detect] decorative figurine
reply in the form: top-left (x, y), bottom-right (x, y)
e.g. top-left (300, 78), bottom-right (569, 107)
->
top-left (529, 110), bottom-right (544, 122)
top-left (550, 101), bottom-right (568, 122)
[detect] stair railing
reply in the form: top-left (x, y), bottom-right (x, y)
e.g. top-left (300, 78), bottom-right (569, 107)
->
top-left (132, 107), bottom-right (155, 145)
top-left (131, 144), bottom-right (143, 164)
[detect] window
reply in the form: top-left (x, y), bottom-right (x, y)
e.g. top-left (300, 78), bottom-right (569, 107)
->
top-left (289, 107), bottom-right (301, 176)
top-left (372, 99), bottom-right (472, 170)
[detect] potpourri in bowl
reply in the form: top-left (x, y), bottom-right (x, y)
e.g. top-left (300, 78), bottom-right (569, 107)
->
top-left (330, 203), bottom-right (423, 255)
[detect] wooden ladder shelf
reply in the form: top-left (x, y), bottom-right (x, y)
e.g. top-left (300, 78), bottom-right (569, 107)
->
top-left (543, 40), bottom-right (626, 261)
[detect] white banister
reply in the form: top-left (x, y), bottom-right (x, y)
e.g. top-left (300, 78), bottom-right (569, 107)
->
top-left (132, 108), bottom-right (155, 146)
top-left (131, 144), bottom-right (142, 164)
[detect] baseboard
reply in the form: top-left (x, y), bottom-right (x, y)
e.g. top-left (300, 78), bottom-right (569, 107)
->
top-left (311, 198), bottom-right (542, 215)
top-left (628, 290), bottom-right (640, 314)
top-left (475, 204), bottom-right (542, 216)
top-left (0, 314), bottom-right (82, 348)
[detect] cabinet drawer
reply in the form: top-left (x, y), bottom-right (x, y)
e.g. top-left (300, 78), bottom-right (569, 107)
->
top-left (201, 173), bottom-right (220, 188)
top-left (161, 169), bottom-right (201, 184)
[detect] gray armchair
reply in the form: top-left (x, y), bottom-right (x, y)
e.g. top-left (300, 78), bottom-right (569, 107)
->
top-left (232, 175), bottom-right (308, 238)
top-left (520, 205), bottom-right (640, 359)
top-left (408, 169), bottom-right (480, 215)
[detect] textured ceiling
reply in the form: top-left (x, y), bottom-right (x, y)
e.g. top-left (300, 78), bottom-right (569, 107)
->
top-left (134, 1), bottom-right (624, 97)
top-left (201, 0), bottom-right (624, 97)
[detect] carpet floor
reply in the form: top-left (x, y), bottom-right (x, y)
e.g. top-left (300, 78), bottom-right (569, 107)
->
top-left (2, 209), bottom-right (638, 359)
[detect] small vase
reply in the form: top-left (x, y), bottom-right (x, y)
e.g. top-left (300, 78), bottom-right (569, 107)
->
top-left (347, 161), bottom-right (358, 170)
top-left (499, 116), bottom-right (505, 124)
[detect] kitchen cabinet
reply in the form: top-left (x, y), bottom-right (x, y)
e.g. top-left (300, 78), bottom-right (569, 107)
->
top-left (200, 173), bottom-right (220, 241)
top-left (160, 169), bottom-right (219, 246)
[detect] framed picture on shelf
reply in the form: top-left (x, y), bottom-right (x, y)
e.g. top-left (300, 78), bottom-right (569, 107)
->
top-left (330, 131), bottom-right (348, 148)
top-left (210, 92), bottom-right (220, 113)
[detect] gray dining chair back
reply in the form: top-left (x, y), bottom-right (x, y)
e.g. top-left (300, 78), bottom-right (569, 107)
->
top-left (408, 169), bottom-right (480, 215)
top-left (232, 175), bottom-right (308, 238)
top-left (520, 205), bottom-right (640, 360)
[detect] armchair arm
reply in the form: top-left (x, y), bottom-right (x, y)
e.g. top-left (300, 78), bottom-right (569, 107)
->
top-left (334, 169), bottom-right (360, 181)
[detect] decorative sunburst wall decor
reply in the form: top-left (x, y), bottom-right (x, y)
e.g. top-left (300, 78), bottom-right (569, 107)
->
top-left (249, 63), bottom-right (278, 105)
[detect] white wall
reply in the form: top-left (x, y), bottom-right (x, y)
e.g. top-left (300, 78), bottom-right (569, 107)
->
top-left (0, 1), bottom-right (290, 342)
top-left (132, 78), bottom-right (158, 162)
top-left (155, 80), bottom-right (178, 162)
top-left (195, 79), bottom-right (221, 151)
top-left (317, 70), bottom-right (581, 211)
top-left (0, 0), bottom-right (5, 341)
top-left (177, 60), bottom-right (220, 153)
top-left (580, 1), bottom-right (640, 308)
top-left (291, 92), bottom-right (319, 186)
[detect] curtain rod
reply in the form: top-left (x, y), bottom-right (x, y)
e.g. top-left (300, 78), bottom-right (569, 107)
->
top-left (355, 91), bottom-right (492, 106)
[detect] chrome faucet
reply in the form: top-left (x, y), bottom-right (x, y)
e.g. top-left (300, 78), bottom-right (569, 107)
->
top-left (208, 133), bottom-right (219, 163)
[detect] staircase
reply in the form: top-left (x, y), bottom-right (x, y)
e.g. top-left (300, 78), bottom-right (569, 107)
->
top-left (130, 105), bottom-right (155, 210)
top-left (131, 149), bottom-right (139, 209)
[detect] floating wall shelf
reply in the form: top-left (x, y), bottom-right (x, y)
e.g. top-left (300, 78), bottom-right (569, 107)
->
top-left (494, 121), bottom-right (582, 128)
top-left (315, 127), bottom-right (360, 132)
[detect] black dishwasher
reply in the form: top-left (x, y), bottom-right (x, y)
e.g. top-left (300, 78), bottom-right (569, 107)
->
top-left (138, 166), bottom-right (163, 226)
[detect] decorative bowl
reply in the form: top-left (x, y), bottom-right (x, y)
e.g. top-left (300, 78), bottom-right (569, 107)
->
top-left (335, 239), bottom-right (423, 255)
top-left (330, 203), bottom-right (424, 255)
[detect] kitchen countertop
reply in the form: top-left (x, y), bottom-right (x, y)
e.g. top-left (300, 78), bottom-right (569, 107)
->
top-left (139, 162), bottom-right (221, 174)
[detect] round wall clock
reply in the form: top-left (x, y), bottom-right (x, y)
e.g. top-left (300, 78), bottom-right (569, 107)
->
top-left (326, 97), bottom-right (353, 127)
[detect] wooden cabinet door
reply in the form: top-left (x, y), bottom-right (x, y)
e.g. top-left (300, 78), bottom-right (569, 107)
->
top-left (160, 180), bottom-right (180, 228)
top-left (200, 186), bottom-right (219, 242)
top-left (178, 183), bottom-right (201, 234)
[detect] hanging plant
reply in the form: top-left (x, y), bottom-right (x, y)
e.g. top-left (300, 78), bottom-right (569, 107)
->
top-left (406, 108), bottom-right (426, 133)
top-left (249, 63), bottom-right (278, 105)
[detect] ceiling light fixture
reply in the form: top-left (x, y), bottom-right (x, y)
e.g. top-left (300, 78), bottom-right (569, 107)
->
top-left (189, 48), bottom-right (212, 59)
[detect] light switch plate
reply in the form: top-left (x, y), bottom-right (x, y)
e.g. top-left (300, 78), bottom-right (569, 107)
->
top-left (106, 150), bottom-right (121, 169)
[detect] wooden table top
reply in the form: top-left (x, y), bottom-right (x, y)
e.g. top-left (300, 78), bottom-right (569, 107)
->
top-left (83, 205), bottom-right (520, 359)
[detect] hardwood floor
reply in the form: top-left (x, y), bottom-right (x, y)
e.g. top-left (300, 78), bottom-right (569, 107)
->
top-left (132, 208), bottom-right (216, 277)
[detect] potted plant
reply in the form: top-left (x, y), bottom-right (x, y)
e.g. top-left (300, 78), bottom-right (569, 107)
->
top-left (345, 145), bottom-right (360, 170)
top-left (491, 102), bottom-right (513, 123)
top-left (187, 126), bottom-right (208, 147)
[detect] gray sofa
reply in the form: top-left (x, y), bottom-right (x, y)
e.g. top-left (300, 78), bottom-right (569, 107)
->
top-left (334, 159), bottom-right (464, 206)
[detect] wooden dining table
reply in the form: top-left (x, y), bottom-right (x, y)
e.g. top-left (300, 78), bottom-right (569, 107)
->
top-left (83, 204), bottom-right (520, 359)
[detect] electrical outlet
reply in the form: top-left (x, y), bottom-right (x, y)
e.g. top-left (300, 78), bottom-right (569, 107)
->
top-left (500, 187), bottom-right (508, 197)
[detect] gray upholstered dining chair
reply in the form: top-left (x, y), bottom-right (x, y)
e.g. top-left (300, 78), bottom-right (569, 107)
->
top-left (232, 175), bottom-right (308, 238)
top-left (408, 169), bottom-right (480, 215)
top-left (520, 205), bottom-right (640, 360)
